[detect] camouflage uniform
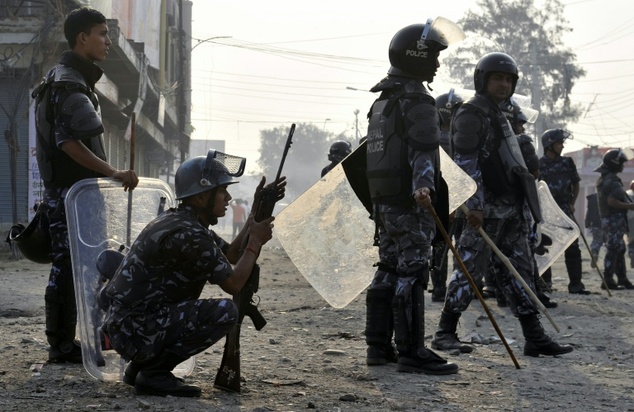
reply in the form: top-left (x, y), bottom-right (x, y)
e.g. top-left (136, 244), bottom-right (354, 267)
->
top-left (38, 51), bottom-right (109, 360)
top-left (585, 193), bottom-right (604, 263)
top-left (539, 155), bottom-right (585, 293)
top-left (103, 205), bottom-right (238, 362)
top-left (596, 171), bottom-right (630, 287)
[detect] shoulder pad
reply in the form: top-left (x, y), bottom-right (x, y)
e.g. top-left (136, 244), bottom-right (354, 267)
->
top-left (61, 93), bottom-right (104, 136)
top-left (51, 65), bottom-right (88, 90)
top-left (451, 109), bottom-right (485, 154)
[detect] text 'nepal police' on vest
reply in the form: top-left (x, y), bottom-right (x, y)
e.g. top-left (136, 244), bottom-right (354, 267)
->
top-left (101, 150), bottom-right (285, 397)
top-left (431, 52), bottom-right (574, 359)
top-left (364, 17), bottom-right (465, 376)
top-left (595, 148), bottom-right (634, 290)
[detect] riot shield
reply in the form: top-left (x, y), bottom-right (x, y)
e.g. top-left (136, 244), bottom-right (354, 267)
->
top-left (274, 145), bottom-right (476, 308)
top-left (534, 180), bottom-right (580, 275)
top-left (66, 177), bottom-right (194, 382)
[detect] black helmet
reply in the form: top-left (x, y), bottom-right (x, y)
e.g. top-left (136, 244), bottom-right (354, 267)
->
top-left (175, 149), bottom-right (245, 200)
top-left (595, 148), bottom-right (629, 173)
top-left (474, 52), bottom-right (519, 95)
top-left (388, 17), bottom-right (464, 80)
top-left (541, 129), bottom-right (572, 151)
top-left (5, 203), bottom-right (52, 264)
top-left (435, 88), bottom-right (464, 125)
top-left (328, 140), bottom-right (352, 163)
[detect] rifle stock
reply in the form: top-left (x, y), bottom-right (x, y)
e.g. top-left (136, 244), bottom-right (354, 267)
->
top-left (214, 123), bottom-right (295, 393)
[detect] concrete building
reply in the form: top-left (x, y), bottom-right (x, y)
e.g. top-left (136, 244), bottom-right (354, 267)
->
top-left (0, 0), bottom-right (192, 229)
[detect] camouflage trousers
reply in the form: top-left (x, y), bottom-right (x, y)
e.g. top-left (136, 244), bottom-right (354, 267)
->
top-left (444, 212), bottom-right (538, 317)
top-left (369, 209), bottom-right (434, 291)
top-left (105, 298), bottom-right (238, 362)
top-left (44, 188), bottom-right (73, 291)
top-left (602, 215), bottom-right (627, 277)
top-left (589, 226), bottom-right (604, 259)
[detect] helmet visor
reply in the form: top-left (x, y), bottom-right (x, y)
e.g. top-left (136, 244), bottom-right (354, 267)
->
top-left (620, 147), bottom-right (634, 162)
top-left (422, 17), bottom-right (465, 48)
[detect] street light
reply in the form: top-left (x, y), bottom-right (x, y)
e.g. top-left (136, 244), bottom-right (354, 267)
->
top-left (191, 35), bottom-right (232, 52)
top-left (323, 118), bottom-right (331, 131)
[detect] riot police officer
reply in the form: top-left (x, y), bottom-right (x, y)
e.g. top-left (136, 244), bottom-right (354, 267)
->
top-left (321, 140), bottom-right (352, 177)
top-left (431, 52), bottom-right (573, 358)
top-left (33, 7), bottom-right (138, 364)
top-left (539, 129), bottom-right (590, 294)
top-left (364, 17), bottom-right (463, 375)
top-left (595, 149), bottom-right (634, 290)
top-left (103, 151), bottom-right (284, 397)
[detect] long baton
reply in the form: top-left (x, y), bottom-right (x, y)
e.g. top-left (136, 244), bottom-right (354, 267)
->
top-left (426, 204), bottom-right (521, 369)
top-left (569, 214), bottom-right (612, 297)
top-left (459, 204), bottom-right (560, 333)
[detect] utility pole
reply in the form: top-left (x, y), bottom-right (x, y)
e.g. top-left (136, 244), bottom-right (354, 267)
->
top-left (530, 42), bottom-right (544, 155)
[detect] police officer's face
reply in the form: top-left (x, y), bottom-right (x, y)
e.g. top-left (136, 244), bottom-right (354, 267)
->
top-left (81, 23), bottom-right (111, 62)
top-left (551, 141), bottom-right (564, 156)
top-left (212, 185), bottom-right (232, 217)
top-left (486, 72), bottom-right (514, 103)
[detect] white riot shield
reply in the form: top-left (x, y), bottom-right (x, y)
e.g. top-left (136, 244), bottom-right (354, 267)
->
top-left (534, 180), bottom-right (580, 275)
top-left (66, 177), bottom-right (194, 381)
top-left (274, 147), bottom-right (476, 308)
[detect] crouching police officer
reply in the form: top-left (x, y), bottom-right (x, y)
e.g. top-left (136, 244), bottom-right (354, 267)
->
top-left (102, 151), bottom-right (285, 397)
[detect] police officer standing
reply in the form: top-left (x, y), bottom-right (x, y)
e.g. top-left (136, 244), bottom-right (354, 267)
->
top-left (34, 7), bottom-right (138, 363)
top-left (103, 152), bottom-right (285, 397)
top-left (363, 17), bottom-right (463, 375)
top-left (539, 129), bottom-right (590, 294)
top-left (431, 52), bottom-right (573, 358)
top-left (321, 140), bottom-right (352, 177)
top-left (595, 149), bottom-right (634, 290)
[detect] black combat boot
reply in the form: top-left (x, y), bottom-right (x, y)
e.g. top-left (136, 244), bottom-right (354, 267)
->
top-left (601, 274), bottom-right (623, 290)
top-left (365, 288), bottom-right (398, 365)
top-left (616, 273), bottom-right (634, 289)
top-left (135, 352), bottom-right (201, 397)
top-left (396, 347), bottom-right (458, 375)
top-left (567, 243), bottom-right (590, 294)
top-left (430, 258), bottom-right (447, 303)
top-left (431, 310), bottom-right (473, 353)
top-left (519, 314), bottom-right (573, 357)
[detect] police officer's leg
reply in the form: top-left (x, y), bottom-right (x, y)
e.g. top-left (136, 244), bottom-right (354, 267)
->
top-left (433, 220), bottom-right (492, 353)
top-left (134, 298), bottom-right (238, 397)
top-left (386, 211), bottom-right (457, 374)
top-left (430, 240), bottom-right (448, 302)
top-left (496, 216), bottom-right (573, 357)
top-left (566, 240), bottom-right (589, 294)
top-left (45, 193), bottom-right (81, 363)
top-left (602, 218), bottom-right (625, 290)
top-left (365, 220), bottom-right (398, 365)
top-left (614, 238), bottom-right (634, 289)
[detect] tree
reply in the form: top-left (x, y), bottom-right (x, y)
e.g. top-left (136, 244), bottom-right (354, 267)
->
top-left (257, 123), bottom-right (353, 200)
top-left (440, 0), bottom-right (586, 144)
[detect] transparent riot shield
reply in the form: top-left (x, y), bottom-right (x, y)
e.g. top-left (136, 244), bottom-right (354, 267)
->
top-left (274, 147), bottom-right (476, 308)
top-left (534, 180), bottom-right (580, 275)
top-left (66, 177), bottom-right (194, 381)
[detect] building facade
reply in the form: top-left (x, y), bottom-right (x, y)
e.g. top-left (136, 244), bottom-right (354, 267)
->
top-left (0, 0), bottom-right (192, 228)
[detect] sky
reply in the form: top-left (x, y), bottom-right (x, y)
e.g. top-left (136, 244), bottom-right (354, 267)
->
top-left (189, 0), bottom-right (634, 174)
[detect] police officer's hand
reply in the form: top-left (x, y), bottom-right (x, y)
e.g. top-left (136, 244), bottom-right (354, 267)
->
top-left (248, 215), bottom-right (275, 246)
top-left (253, 176), bottom-right (287, 205)
top-left (467, 210), bottom-right (483, 229)
top-left (413, 187), bottom-right (432, 208)
top-left (112, 169), bottom-right (139, 191)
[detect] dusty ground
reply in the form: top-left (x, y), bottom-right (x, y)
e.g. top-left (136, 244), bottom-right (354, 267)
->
top-left (1, 228), bottom-right (634, 412)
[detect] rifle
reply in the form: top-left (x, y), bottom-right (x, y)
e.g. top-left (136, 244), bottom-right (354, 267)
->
top-left (214, 123), bottom-right (295, 393)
